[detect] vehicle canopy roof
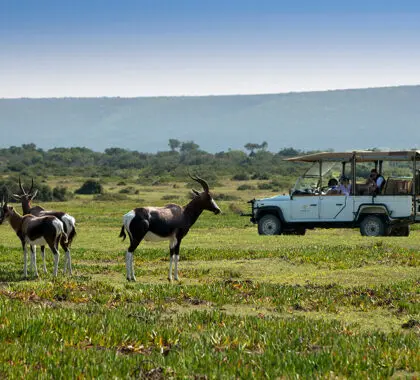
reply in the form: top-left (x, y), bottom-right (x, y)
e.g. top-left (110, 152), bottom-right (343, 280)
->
top-left (285, 150), bottom-right (420, 163)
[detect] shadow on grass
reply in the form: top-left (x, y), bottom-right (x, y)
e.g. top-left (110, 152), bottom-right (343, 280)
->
top-left (0, 268), bottom-right (35, 283)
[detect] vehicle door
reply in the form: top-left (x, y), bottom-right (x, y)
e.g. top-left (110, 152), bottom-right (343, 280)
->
top-left (319, 195), bottom-right (350, 220)
top-left (290, 195), bottom-right (320, 220)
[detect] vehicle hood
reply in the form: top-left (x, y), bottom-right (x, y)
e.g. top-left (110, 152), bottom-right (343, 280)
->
top-left (255, 194), bottom-right (290, 204)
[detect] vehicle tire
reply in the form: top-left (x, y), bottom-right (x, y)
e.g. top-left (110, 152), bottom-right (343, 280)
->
top-left (360, 216), bottom-right (386, 237)
top-left (258, 214), bottom-right (281, 235)
top-left (388, 225), bottom-right (410, 237)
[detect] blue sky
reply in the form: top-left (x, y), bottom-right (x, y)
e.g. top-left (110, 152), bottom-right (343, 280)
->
top-left (1, 0), bottom-right (420, 97)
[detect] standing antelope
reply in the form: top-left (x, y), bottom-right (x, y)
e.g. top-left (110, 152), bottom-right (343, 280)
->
top-left (0, 198), bottom-right (67, 278)
top-left (120, 175), bottom-right (221, 281)
top-left (13, 178), bottom-right (76, 275)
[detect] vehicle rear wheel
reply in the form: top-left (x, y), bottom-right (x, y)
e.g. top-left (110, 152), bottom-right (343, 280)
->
top-left (258, 214), bottom-right (281, 235)
top-left (360, 216), bottom-right (386, 237)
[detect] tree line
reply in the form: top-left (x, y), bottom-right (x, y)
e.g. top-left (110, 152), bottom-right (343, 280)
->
top-left (0, 141), bottom-right (309, 181)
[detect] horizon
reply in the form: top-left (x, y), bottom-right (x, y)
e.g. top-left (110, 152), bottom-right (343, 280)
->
top-left (1, 84), bottom-right (419, 100)
top-left (1, 1), bottom-right (420, 98)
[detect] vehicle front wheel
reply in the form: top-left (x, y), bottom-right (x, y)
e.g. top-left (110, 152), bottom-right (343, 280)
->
top-left (360, 216), bottom-right (386, 237)
top-left (258, 214), bottom-right (281, 235)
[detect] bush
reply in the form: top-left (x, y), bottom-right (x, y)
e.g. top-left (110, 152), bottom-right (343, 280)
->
top-left (213, 193), bottom-right (239, 201)
top-left (231, 173), bottom-right (249, 181)
top-left (252, 173), bottom-right (270, 180)
top-left (237, 184), bottom-right (256, 191)
top-left (257, 183), bottom-right (272, 190)
top-left (75, 180), bottom-right (103, 195)
top-left (119, 186), bottom-right (136, 194)
top-left (93, 193), bottom-right (129, 201)
top-left (52, 186), bottom-right (74, 201)
top-left (36, 184), bottom-right (53, 201)
top-left (161, 195), bottom-right (180, 201)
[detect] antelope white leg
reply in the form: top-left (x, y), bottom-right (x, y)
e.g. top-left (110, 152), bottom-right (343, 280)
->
top-left (174, 254), bottom-right (179, 281)
top-left (168, 255), bottom-right (173, 281)
top-left (23, 245), bottom-right (28, 278)
top-left (41, 247), bottom-right (47, 273)
top-left (130, 252), bottom-right (136, 282)
top-left (31, 245), bottom-right (38, 277)
top-left (53, 253), bottom-right (60, 277)
top-left (63, 251), bottom-right (68, 274)
top-left (66, 251), bottom-right (72, 275)
top-left (125, 251), bottom-right (131, 280)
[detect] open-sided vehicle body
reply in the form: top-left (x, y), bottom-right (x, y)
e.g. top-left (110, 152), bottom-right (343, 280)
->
top-left (248, 151), bottom-right (420, 236)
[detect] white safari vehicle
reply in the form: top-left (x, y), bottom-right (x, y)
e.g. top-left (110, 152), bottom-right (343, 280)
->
top-left (247, 151), bottom-right (420, 237)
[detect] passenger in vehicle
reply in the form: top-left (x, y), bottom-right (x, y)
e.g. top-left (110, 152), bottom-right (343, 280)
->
top-left (338, 176), bottom-right (351, 195)
top-left (367, 169), bottom-right (386, 194)
top-left (326, 178), bottom-right (339, 194)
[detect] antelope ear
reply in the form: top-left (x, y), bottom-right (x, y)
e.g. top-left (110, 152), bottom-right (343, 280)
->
top-left (12, 194), bottom-right (21, 200)
top-left (191, 189), bottom-right (200, 196)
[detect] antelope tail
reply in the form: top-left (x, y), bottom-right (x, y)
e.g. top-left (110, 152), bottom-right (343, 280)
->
top-left (62, 232), bottom-right (69, 244)
top-left (119, 225), bottom-right (127, 241)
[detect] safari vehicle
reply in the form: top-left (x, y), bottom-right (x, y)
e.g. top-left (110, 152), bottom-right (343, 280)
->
top-left (247, 150), bottom-right (420, 236)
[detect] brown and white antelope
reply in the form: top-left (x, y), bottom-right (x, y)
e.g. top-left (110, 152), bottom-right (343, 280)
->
top-left (13, 178), bottom-right (76, 275)
top-left (0, 197), bottom-right (67, 278)
top-left (119, 175), bottom-right (221, 281)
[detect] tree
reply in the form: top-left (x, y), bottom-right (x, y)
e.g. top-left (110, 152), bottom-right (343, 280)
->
top-left (180, 141), bottom-right (199, 153)
top-left (168, 139), bottom-right (181, 152)
top-left (244, 142), bottom-right (267, 156)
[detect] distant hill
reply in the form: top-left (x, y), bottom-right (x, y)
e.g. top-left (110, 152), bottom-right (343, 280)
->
top-left (1, 86), bottom-right (420, 153)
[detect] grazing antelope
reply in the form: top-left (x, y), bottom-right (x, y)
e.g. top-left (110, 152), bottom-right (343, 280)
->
top-left (13, 178), bottom-right (76, 275)
top-left (0, 197), bottom-right (67, 278)
top-left (120, 175), bottom-right (221, 281)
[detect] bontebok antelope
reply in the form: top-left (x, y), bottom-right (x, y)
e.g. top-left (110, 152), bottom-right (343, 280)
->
top-left (13, 178), bottom-right (76, 275)
top-left (0, 197), bottom-right (67, 278)
top-left (120, 175), bottom-right (221, 281)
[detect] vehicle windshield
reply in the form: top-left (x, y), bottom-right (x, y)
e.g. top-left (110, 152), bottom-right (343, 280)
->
top-left (293, 162), bottom-right (346, 194)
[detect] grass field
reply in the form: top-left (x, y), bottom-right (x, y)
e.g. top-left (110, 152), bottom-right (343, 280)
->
top-left (0, 180), bottom-right (419, 378)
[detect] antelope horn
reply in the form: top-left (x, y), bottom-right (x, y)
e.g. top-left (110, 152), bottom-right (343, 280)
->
top-left (28, 178), bottom-right (34, 195)
top-left (189, 173), bottom-right (209, 193)
top-left (18, 176), bottom-right (26, 195)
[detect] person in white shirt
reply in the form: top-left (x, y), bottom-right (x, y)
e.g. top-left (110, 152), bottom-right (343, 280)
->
top-left (338, 176), bottom-right (351, 195)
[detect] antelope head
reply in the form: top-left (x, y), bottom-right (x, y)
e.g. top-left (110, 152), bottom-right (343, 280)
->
top-left (189, 174), bottom-right (221, 214)
top-left (0, 195), bottom-right (11, 224)
top-left (13, 177), bottom-right (38, 205)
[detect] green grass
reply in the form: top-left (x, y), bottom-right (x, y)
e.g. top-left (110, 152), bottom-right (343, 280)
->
top-left (0, 182), bottom-right (419, 378)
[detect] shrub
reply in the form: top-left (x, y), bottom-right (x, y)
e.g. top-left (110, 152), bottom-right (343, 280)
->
top-left (93, 193), bottom-right (129, 201)
top-left (231, 173), bottom-right (249, 181)
top-left (161, 195), bottom-right (180, 201)
top-left (75, 180), bottom-right (103, 195)
top-left (119, 186), bottom-right (136, 194)
top-left (252, 173), bottom-right (270, 180)
top-left (257, 183), bottom-right (272, 190)
top-left (52, 186), bottom-right (74, 201)
top-left (237, 184), bottom-right (256, 191)
top-left (213, 193), bottom-right (239, 201)
top-left (36, 184), bottom-right (53, 201)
